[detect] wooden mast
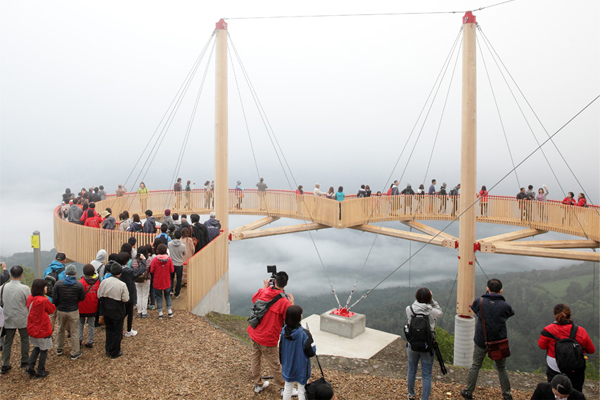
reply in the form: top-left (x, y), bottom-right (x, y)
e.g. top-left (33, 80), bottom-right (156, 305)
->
top-left (215, 19), bottom-right (228, 231)
top-left (454, 11), bottom-right (477, 367)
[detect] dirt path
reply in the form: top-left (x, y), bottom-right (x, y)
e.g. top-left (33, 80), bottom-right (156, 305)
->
top-left (1, 311), bottom-right (597, 399)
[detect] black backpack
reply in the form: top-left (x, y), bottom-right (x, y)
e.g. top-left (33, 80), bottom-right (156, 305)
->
top-left (541, 324), bottom-right (586, 373)
top-left (248, 293), bottom-right (285, 329)
top-left (404, 306), bottom-right (433, 353)
top-left (44, 267), bottom-right (66, 295)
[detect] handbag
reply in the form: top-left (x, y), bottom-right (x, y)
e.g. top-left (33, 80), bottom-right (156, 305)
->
top-left (479, 298), bottom-right (510, 361)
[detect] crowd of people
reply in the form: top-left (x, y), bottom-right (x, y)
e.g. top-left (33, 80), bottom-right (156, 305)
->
top-left (0, 255), bottom-right (596, 397)
top-left (404, 278), bottom-right (595, 400)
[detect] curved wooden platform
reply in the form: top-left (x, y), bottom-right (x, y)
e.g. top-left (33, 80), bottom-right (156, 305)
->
top-left (54, 190), bottom-right (599, 311)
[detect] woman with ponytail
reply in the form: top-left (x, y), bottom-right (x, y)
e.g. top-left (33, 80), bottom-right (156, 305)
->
top-left (538, 304), bottom-right (595, 392)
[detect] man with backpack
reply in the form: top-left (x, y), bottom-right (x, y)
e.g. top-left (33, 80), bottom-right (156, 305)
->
top-left (404, 287), bottom-right (442, 400)
top-left (43, 253), bottom-right (68, 329)
top-left (97, 263), bottom-right (129, 359)
top-left (461, 279), bottom-right (515, 400)
top-left (53, 264), bottom-right (85, 360)
top-left (449, 183), bottom-right (460, 216)
top-left (247, 272), bottom-right (294, 396)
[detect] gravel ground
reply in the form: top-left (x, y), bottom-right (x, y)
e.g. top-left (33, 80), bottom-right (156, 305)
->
top-left (1, 311), bottom-right (598, 399)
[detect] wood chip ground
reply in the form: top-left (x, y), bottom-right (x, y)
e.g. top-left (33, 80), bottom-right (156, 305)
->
top-left (1, 311), bottom-right (598, 399)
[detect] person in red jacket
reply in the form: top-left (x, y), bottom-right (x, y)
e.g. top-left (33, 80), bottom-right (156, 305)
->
top-left (247, 271), bottom-right (294, 396)
top-left (78, 264), bottom-right (99, 348)
top-left (538, 304), bottom-right (595, 392)
top-left (84, 209), bottom-right (102, 228)
top-left (575, 193), bottom-right (587, 207)
top-left (25, 279), bottom-right (56, 379)
top-left (562, 192), bottom-right (575, 205)
top-left (150, 244), bottom-right (174, 320)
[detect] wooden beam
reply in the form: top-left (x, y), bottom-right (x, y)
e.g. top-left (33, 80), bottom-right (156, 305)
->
top-left (478, 228), bottom-right (547, 243)
top-left (401, 221), bottom-right (458, 241)
top-left (497, 240), bottom-right (599, 249)
top-left (231, 223), bottom-right (328, 241)
top-left (229, 217), bottom-right (280, 235)
top-left (351, 225), bottom-right (454, 248)
top-left (480, 243), bottom-right (600, 262)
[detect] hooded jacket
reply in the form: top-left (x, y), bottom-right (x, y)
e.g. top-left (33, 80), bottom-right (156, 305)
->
top-left (471, 293), bottom-right (514, 348)
top-left (91, 250), bottom-right (107, 276)
top-left (119, 261), bottom-right (146, 303)
top-left (52, 276), bottom-right (86, 312)
top-left (279, 326), bottom-right (316, 385)
top-left (192, 222), bottom-right (209, 253)
top-left (162, 216), bottom-right (175, 231)
top-left (405, 299), bottom-right (443, 332)
top-left (128, 221), bottom-right (143, 232)
top-left (102, 216), bottom-right (116, 230)
top-left (67, 204), bottom-right (83, 223)
top-left (204, 218), bottom-right (222, 243)
top-left (168, 240), bottom-right (187, 266)
top-left (247, 286), bottom-right (291, 347)
top-left (26, 295), bottom-right (56, 339)
top-left (119, 219), bottom-right (132, 232)
top-left (143, 216), bottom-right (156, 233)
top-left (150, 255), bottom-right (174, 290)
top-left (79, 276), bottom-right (100, 317)
top-left (84, 215), bottom-right (102, 228)
top-left (43, 260), bottom-right (67, 302)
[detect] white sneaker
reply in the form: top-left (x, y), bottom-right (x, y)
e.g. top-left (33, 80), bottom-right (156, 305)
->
top-left (124, 330), bottom-right (137, 337)
top-left (280, 388), bottom-right (298, 397)
top-left (254, 381), bottom-right (269, 393)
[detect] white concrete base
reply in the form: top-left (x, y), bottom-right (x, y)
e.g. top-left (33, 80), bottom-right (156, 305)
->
top-left (191, 272), bottom-right (230, 316)
top-left (320, 309), bottom-right (366, 339)
top-left (302, 314), bottom-right (399, 359)
top-left (454, 314), bottom-right (476, 367)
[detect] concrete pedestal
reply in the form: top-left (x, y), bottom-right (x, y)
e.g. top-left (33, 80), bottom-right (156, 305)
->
top-left (320, 309), bottom-right (366, 339)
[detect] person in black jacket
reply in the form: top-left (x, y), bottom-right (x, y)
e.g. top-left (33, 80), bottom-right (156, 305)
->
top-left (531, 374), bottom-right (586, 400)
top-left (97, 263), bottom-right (129, 359)
top-left (461, 279), bottom-right (514, 400)
top-left (116, 252), bottom-right (146, 338)
top-left (52, 264), bottom-right (85, 360)
top-left (190, 214), bottom-right (209, 253)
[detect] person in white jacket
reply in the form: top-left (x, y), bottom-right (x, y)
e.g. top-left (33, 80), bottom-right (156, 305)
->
top-left (405, 287), bottom-right (442, 400)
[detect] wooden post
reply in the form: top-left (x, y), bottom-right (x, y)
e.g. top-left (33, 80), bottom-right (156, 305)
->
top-left (32, 230), bottom-right (41, 278)
top-left (454, 11), bottom-right (477, 367)
top-left (214, 19), bottom-right (229, 231)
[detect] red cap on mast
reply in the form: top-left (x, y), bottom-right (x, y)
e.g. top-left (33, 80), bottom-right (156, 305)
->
top-left (216, 19), bottom-right (227, 30)
top-left (463, 11), bottom-right (476, 24)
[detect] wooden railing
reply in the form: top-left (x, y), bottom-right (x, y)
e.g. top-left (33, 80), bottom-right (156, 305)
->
top-left (185, 233), bottom-right (228, 312)
top-left (54, 190), bottom-right (599, 311)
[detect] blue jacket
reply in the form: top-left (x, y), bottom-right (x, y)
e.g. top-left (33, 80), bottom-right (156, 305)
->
top-left (279, 326), bottom-right (316, 385)
top-left (43, 261), bottom-right (67, 302)
top-left (471, 293), bottom-right (514, 348)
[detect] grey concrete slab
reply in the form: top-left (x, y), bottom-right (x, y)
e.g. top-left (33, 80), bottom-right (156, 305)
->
top-left (302, 314), bottom-right (400, 360)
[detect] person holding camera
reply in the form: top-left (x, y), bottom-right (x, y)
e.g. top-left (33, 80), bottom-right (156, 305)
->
top-left (461, 279), bottom-right (515, 400)
top-left (247, 271), bottom-right (294, 396)
top-left (405, 287), bottom-right (442, 400)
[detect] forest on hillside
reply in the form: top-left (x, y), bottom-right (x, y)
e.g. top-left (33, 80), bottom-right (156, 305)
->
top-left (231, 262), bottom-right (599, 376)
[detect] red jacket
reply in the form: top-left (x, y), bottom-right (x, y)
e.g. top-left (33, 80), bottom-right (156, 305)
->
top-left (562, 197), bottom-right (575, 205)
top-left (575, 198), bottom-right (587, 207)
top-left (150, 255), bottom-right (174, 290)
top-left (79, 276), bottom-right (100, 316)
top-left (84, 215), bottom-right (102, 228)
top-left (247, 286), bottom-right (291, 347)
top-left (478, 190), bottom-right (489, 202)
top-left (26, 295), bottom-right (56, 339)
top-left (80, 209), bottom-right (99, 222)
top-left (538, 322), bottom-right (595, 358)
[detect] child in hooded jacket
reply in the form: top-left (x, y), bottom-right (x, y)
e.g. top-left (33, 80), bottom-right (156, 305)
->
top-left (279, 305), bottom-right (316, 400)
top-left (79, 264), bottom-right (100, 348)
top-left (25, 279), bottom-right (56, 379)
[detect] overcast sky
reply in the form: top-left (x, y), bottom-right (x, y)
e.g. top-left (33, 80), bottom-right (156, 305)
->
top-left (1, 1), bottom-right (598, 298)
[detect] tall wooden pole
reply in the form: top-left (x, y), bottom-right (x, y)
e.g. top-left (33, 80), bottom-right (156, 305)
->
top-left (454, 11), bottom-right (477, 367)
top-left (215, 19), bottom-right (228, 231)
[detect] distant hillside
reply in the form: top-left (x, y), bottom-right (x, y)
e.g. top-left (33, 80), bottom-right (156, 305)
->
top-left (231, 262), bottom-right (599, 375)
top-left (0, 248), bottom-right (84, 280)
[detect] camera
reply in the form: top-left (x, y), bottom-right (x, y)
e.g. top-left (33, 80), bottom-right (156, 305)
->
top-left (267, 265), bottom-right (277, 286)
